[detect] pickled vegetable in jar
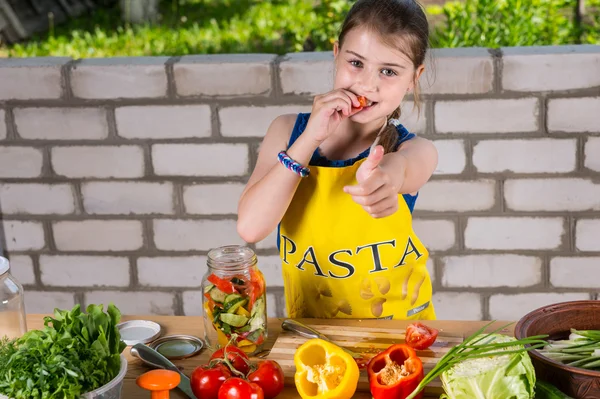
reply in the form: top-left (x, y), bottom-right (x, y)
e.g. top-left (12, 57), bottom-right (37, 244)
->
top-left (202, 245), bottom-right (267, 355)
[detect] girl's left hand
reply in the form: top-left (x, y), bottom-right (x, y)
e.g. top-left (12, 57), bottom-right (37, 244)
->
top-left (343, 145), bottom-right (403, 218)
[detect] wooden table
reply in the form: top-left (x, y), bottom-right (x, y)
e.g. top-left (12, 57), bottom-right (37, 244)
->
top-left (26, 315), bottom-right (514, 399)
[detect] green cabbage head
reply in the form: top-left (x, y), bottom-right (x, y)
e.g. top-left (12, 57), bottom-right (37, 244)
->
top-left (440, 333), bottom-right (536, 399)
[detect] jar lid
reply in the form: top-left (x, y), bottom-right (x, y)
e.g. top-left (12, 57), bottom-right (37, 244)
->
top-left (117, 320), bottom-right (162, 346)
top-left (149, 334), bottom-right (204, 360)
top-left (0, 257), bottom-right (9, 275)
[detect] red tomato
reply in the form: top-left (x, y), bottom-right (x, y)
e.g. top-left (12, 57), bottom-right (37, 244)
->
top-left (211, 345), bottom-right (250, 375)
top-left (190, 364), bottom-right (231, 399)
top-left (247, 360), bottom-right (284, 399)
top-left (218, 378), bottom-right (264, 399)
top-left (405, 322), bottom-right (439, 350)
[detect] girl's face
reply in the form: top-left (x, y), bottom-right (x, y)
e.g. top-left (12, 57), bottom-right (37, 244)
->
top-left (333, 26), bottom-right (424, 125)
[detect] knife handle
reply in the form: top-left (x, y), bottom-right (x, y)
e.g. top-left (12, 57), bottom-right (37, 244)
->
top-left (281, 319), bottom-right (328, 340)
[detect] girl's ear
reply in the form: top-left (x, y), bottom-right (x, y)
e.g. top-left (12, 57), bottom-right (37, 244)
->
top-left (333, 41), bottom-right (340, 58)
top-left (410, 64), bottom-right (425, 90)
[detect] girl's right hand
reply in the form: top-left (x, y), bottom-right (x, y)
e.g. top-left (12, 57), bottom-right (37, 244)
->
top-left (304, 89), bottom-right (361, 144)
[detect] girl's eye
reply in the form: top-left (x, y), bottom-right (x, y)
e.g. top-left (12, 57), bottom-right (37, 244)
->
top-left (381, 68), bottom-right (397, 77)
top-left (349, 60), bottom-right (362, 68)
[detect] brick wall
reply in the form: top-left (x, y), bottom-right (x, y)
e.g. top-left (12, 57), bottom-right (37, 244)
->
top-left (1, 45), bottom-right (599, 321)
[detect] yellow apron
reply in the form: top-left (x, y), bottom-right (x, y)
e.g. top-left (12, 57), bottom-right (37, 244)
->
top-left (279, 158), bottom-right (435, 320)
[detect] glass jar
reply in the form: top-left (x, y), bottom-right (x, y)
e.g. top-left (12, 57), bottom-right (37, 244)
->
top-left (0, 256), bottom-right (27, 339)
top-left (202, 245), bottom-right (267, 355)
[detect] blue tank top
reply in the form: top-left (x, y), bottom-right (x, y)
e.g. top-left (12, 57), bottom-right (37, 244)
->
top-left (287, 113), bottom-right (419, 212)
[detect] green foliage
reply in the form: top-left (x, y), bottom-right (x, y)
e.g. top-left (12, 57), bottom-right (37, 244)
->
top-left (0, 304), bottom-right (126, 399)
top-left (3, 0), bottom-right (351, 58)
top-left (427, 0), bottom-right (599, 48)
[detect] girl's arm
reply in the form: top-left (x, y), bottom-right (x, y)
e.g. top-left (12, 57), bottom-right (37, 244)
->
top-left (381, 136), bottom-right (438, 194)
top-left (236, 114), bottom-right (320, 243)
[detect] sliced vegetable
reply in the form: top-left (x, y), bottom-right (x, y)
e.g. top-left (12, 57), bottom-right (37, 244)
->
top-left (405, 322), bottom-right (438, 350)
top-left (220, 313), bottom-right (249, 328)
top-left (535, 380), bottom-right (573, 399)
top-left (208, 274), bottom-right (237, 295)
top-left (539, 328), bottom-right (600, 371)
top-left (294, 338), bottom-right (359, 399)
top-left (405, 322), bottom-right (548, 399)
top-left (367, 344), bottom-right (423, 399)
top-left (210, 286), bottom-right (229, 303)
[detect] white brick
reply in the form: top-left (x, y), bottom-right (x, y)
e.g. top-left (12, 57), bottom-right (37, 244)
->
top-left (0, 147), bottom-right (44, 178)
top-left (24, 291), bottom-right (75, 314)
top-left (14, 108), bottom-right (108, 140)
top-left (473, 139), bottom-right (576, 173)
top-left (423, 48), bottom-right (494, 94)
top-left (427, 258), bottom-right (435, 285)
top-left (7, 256), bottom-right (35, 285)
top-left (138, 256), bottom-right (207, 287)
top-left (0, 109), bottom-right (6, 140)
top-left (489, 293), bottom-right (590, 321)
top-left (258, 255), bottom-right (283, 287)
top-left (116, 105), bottom-right (211, 139)
top-left (40, 255), bottom-right (129, 287)
top-left (576, 219), bottom-right (600, 251)
top-left (465, 217), bottom-right (564, 250)
top-left (182, 291), bottom-right (204, 316)
top-left (71, 57), bottom-right (169, 99)
top-left (174, 54), bottom-right (275, 97)
top-left (502, 46), bottom-right (600, 92)
top-left (154, 219), bottom-right (244, 251)
top-left (415, 180), bottom-right (496, 212)
top-left (53, 220), bottom-right (143, 251)
top-left (280, 52), bottom-right (333, 96)
top-left (413, 219), bottom-right (455, 251)
top-left (585, 137), bottom-right (600, 172)
top-left (52, 146), bottom-right (144, 178)
top-left (266, 292), bottom-right (279, 318)
top-left (432, 292), bottom-right (482, 321)
top-left (548, 97), bottom-right (600, 133)
top-left (0, 58), bottom-right (68, 100)
top-left (0, 184), bottom-right (75, 215)
top-left (82, 182), bottom-right (174, 215)
top-left (433, 140), bottom-right (466, 175)
top-left (2, 221), bottom-right (45, 251)
top-left (152, 144), bottom-right (248, 176)
top-left (505, 178), bottom-right (600, 211)
top-left (256, 228), bottom-right (279, 250)
top-left (85, 291), bottom-right (175, 315)
top-left (435, 99), bottom-right (538, 134)
top-left (220, 106), bottom-right (311, 137)
top-left (398, 102), bottom-right (427, 135)
top-left (442, 255), bottom-right (542, 288)
top-left (184, 183), bottom-right (245, 215)
top-left (551, 257), bottom-right (600, 288)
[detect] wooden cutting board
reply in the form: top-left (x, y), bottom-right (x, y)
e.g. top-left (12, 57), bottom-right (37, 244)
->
top-left (266, 323), bottom-right (464, 397)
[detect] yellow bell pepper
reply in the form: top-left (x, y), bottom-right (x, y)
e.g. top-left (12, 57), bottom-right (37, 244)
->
top-left (236, 306), bottom-right (251, 317)
top-left (294, 338), bottom-right (359, 399)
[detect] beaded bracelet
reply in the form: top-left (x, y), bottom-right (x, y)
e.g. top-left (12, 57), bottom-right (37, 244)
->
top-left (278, 151), bottom-right (310, 177)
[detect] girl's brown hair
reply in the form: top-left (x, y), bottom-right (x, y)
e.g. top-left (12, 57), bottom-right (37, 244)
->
top-left (338, 0), bottom-right (430, 153)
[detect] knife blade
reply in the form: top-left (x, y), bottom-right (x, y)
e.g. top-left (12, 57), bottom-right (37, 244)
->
top-left (131, 343), bottom-right (197, 399)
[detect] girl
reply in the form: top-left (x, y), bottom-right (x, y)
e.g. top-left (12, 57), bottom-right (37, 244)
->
top-left (237, 0), bottom-right (438, 320)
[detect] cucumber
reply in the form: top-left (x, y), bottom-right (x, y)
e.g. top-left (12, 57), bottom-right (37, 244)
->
top-left (203, 284), bottom-right (214, 294)
top-left (209, 286), bottom-right (228, 303)
top-left (251, 297), bottom-right (265, 317)
top-left (219, 313), bottom-right (249, 328)
top-left (226, 298), bottom-right (247, 314)
top-left (535, 380), bottom-right (573, 399)
top-left (247, 328), bottom-right (264, 343)
top-left (237, 324), bottom-right (252, 333)
top-left (225, 293), bottom-right (243, 304)
top-left (250, 314), bottom-right (265, 330)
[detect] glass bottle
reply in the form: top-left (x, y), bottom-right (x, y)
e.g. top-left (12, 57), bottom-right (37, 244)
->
top-left (202, 245), bottom-right (267, 355)
top-left (0, 256), bottom-right (27, 340)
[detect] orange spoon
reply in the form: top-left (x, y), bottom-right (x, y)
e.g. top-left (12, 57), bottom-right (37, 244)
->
top-left (137, 369), bottom-right (181, 399)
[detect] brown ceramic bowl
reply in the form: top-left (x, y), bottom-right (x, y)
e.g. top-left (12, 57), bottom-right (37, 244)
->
top-left (515, 300), bottom-right (600, 399)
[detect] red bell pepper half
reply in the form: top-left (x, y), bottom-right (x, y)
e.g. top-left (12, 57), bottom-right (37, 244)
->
top-left (367, 344), bottom-right (424, 399)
